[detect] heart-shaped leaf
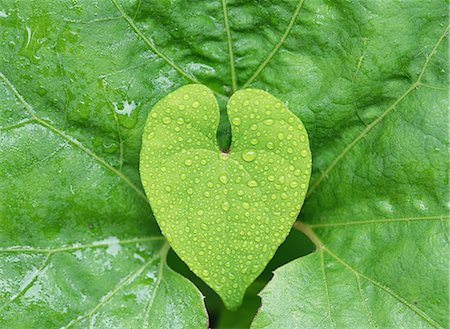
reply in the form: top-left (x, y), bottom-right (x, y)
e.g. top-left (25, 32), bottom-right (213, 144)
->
top-left (140, 84), bottom-right (311, 309)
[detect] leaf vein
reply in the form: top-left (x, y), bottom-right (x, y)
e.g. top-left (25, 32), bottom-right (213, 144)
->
top-left (141, 243), bottom-right (169, 329)
top-left (308, 215), bottom-right (449, 228)
top-left (110, 0), bottom-right (198, 84)
top-left (0, 253), bottom-right (51, 313)
top-left (241, 0), bottom-right (305, 88)
top-left (221, 0), bottom-right (237, 92)
top-left (0, 71), bottom-right (147, 202)
top-left (325, 247), bottom-right (443, 328)
top-left (355, 273), bottom-right (378, 329)
top-left (0, 236), bottom-right (164, 254)
top-left (295, 223), bottom-right (443, 328)
top-left (62, 253), bottom-right (161, 329)
top-left (320, 250), bottom-right (335, 328)
top-left (0, 118), bottom-right (36, 132)
top-left (307, 23), bottom-right (449, 198)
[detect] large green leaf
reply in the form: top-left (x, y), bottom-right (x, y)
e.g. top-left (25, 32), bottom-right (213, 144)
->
top-left (1, 0), bottom-right (448, 327)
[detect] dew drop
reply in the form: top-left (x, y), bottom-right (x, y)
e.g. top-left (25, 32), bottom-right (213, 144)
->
top-left (237, 190), bottom-right (244, 196)
top-left (202, 269), bottom-right (209, 276)
top-left (250, 138), bottom-right (258, 145)
top-left (184, 159), bottom-right (193, 166)
top-left (247, 180), bottom-right (258, 188)
top-left (222, 201), bottom-right (230, 211)
top-left (163, 117), bottom-right (171, 124)
top-left (250, 124), bottom-right (257, 131)
top-left (192, 101), bottom-right (200, 108)
top-left (266, 142), bottom-right (274, 150)
top-left (187, 188), bottom-right (194, 195)
top-left (232, 117), bottom-right (241, 126)
top-left (301, 150), bottom-right (308, 157)
top-left (290, 181), bottom-right (298, 188)
top-left (277, 133), bottom-right (284, 140)
top-left (219, 173), bottom-right (228, 184)
top-left (242, 202), bottom-right (250, 210)
top-left (264, 119), bottom-right (274, 126)
top-left (201, 223), bottom-right (208, 231)
top-left (242, 150), bottom-right (257, 162)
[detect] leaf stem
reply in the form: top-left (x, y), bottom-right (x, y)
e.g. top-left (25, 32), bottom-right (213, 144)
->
top-left (293, 221), bottom-right (324, 249)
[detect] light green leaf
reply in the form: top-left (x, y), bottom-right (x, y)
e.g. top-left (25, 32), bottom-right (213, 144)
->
top-left (140, 84), bottom-right (311, 309)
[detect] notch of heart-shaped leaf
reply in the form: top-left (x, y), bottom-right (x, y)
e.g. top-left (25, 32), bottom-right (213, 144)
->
top-left (140, 84), bottom-right (311, 309)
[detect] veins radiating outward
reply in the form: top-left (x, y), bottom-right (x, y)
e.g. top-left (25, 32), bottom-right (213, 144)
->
top-left (293, 222), bottom-right (444, 328)
top-left (307, 23), bottom-right (450, 198)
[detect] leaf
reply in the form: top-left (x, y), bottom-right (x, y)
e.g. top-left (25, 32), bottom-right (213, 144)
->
top-left (140, 84), bottom-right (311, 309)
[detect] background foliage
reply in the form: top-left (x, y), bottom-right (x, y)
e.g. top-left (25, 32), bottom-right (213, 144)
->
top-left (0, 0), bottom-right (448, 328)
